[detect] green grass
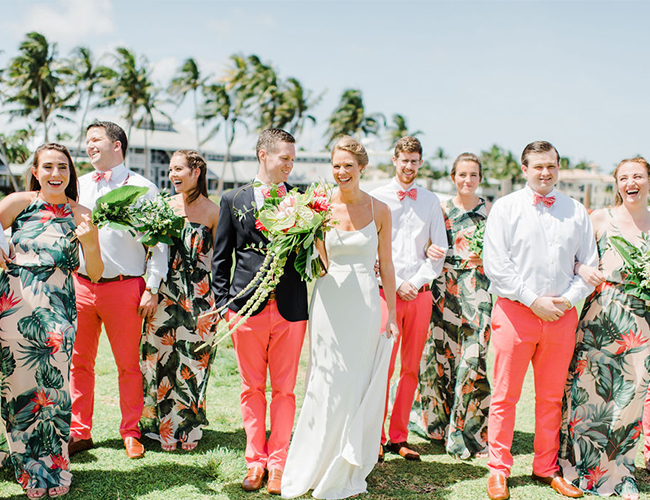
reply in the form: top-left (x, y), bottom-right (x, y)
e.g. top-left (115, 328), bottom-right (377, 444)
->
top-left (1, 332), bottom-right (650, 499)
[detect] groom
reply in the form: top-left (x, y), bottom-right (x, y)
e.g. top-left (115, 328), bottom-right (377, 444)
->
top-left (212, 128), bottom-right (308, 495)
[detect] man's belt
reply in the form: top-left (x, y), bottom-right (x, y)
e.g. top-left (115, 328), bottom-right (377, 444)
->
top-left (77, 273), bottom-right (140, 284)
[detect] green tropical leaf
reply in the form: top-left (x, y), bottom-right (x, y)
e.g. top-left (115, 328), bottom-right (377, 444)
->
top-left (93, 185), bottom-right (149, 210)
top-left (0, 346), bottom-right (16, 378)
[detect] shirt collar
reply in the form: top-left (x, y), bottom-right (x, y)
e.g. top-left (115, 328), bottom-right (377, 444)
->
top-left (103, 163), bottom-right (127, 184)
top-left (524, 184), bottom-right (557, 202)
top-left (392, 177), bottom-right (416, 192)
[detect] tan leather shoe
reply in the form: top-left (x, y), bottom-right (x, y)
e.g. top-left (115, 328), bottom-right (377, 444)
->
top-left (242, 466), bottom-right (266, 492)
top-left (124, 437), bottom-right (145, 459)
top-left (532, 472), bottom-right (583, 498)
top-left (487, 473), bottom-right (509, 500)
top-left (385, 441), bottom-right (421, 461)
top-left (267, 468), bottom-right (283, 495)
top-left (378, 443), bottom-right (384, 462)
top-left (68, 437), bottom-right (94, 456)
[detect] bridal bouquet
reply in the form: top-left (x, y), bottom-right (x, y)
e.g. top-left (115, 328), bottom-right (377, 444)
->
top-left (200, 182), bottom-right (334, 346)
top-left (609, 233), bottom-right (650, 302)
top-left (91, 185), bottom-right (185, 246)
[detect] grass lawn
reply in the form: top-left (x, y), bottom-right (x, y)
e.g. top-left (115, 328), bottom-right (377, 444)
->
top-left (1, 331), bottom-right (650, 499)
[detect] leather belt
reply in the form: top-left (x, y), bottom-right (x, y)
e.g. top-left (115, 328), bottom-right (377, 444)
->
top-left (379, 284), bottom-right (431, 293)
top-left (77, 273), bottom-right (140, 284)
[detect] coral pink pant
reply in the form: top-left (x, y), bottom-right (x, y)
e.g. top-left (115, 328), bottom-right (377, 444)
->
top-left (229, 301), bottom-right (306, 470)
top-left (380, 289), bottom-right (433, 444)
top-left (488, 297), bottom-right (578, 477)
top-left (70, 275), bottom-right (146, 440)
top-left (642, 386), bottom-right (650, 460)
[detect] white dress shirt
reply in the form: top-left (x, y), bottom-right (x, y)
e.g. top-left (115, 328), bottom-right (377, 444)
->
top-left (252, 179), bottom-right (287, 209)
top-left (77, 162), bottom-right (168, 288)
top-left (371, 178), bottom-right (448, 289)
top-left (483, 185), bottom-right (598, 308)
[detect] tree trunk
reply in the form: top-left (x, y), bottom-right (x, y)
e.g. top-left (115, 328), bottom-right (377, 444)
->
top-left (76, 91), bottom-right (92, 164)
top-left (500, 178), bottom-right (512, 197)
top-left (193, 89), bottom-right (200, 151)
top-left (38, 82), bottom-right (49, 143)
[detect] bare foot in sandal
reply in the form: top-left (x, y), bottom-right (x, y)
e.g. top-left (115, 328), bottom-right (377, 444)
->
top-left (48, 485), bottom-right (70, 498)
top-left (161, 442), bottom-right (176, 452)
top-left (25, 488), bottom-right (47, 499)
top-left (181, 442), bottom-right (197, 451)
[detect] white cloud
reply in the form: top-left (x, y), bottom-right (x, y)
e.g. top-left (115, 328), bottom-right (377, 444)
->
top-left (5, 0), bottom-right (116, 47)
top-left (151, 56), bottom-right (179, 87)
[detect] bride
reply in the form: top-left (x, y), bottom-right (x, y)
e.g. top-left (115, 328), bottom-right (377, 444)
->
top-left (282, 136), bottom-right (399, 499)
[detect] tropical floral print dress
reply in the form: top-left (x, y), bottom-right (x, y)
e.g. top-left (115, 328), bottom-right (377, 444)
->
top-left (559, 210), bottom-right (650, 498)
top-left (141, 222), bottom-right (218, 447)
top-left (411, 198), bottom-right (492, 459)
top-left (0, 198), bottom-right (78, 490)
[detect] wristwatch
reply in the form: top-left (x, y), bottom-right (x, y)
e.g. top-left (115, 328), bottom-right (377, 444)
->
top-left (146, 286), bottom-right (159, 295)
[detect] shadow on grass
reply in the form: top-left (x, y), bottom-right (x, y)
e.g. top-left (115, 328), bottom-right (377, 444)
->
top-left (369, 458), bottom-right (487, 498)
top-left (511, 429), bottom-right (534, 456)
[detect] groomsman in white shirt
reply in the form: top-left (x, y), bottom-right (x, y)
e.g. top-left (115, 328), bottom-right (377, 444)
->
top-left (372, 136), bottom-right (447, 461)
top-left (69, 121), bottom-right (168, 459)
top-left (483, 141), bottom-right (597, 500)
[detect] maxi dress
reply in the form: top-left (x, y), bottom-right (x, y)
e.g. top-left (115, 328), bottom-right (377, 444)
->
top-left (140, 222), bottom-right (218, 447)
top-left (411, 198), bottom-right (492, 459)
top-left (282, 219), bottom-right (393, 500)
top-left (559, 209), bottom-right (650, 498)
top-left (0, 197), bottom-right (78, 491)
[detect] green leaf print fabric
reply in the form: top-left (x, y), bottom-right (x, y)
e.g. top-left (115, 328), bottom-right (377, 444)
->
top-left (559, 223), bottom-right (650, 498)
top-left (140, 222), bottom-right (218, 447)
top-left (411, 198), bottom-right (492, 459)
top-left (0, 198), bottom-right (78, 490)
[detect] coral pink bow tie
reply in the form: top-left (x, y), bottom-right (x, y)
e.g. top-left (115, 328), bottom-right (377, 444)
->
top-left (262, 184), bottom-right (287, 198)
top-left (92, 170), bottom-right (112, 183)
top-left (533, 193), bottom-right (555, 207)
top-left (397, 188), bottom-right (417, 201)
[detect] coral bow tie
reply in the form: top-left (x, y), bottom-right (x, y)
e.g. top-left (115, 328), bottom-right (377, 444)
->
top-left (533, 193), bottom-right (555, 207)
top-left (397, 188), bottom-right (417, 201)
top-left (262, 184), bottom-right (287, 198)
top-left (92, 170), bottom-right (112, 183)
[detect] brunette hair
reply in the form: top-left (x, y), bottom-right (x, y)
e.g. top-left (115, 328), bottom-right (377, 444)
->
top-left (172, 149), bottom-right (208, 204)
top-left (612, 156), bottom-right (650, 206)
top-left (87, 121), bottom-right (128, 159)
top-left (331, 135), bottom-right (369, 167)
top-left (256, 128), bottom-right (295, 162)
top-left (28, 143), bottom-right (79, 201)
top-left (394, 136), bottom-right (422, 159)
top-left (451, 152), bottom-right (483, 181)
top-left (521, 140), bottom-right (559, 167)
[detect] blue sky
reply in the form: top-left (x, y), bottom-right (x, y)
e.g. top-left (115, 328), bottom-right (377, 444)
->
top-left (2, 0), bottom-right (650, 172)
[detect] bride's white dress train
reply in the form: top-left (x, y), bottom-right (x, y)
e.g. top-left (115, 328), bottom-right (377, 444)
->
top-left (282, 221), bottom-right (393, 499)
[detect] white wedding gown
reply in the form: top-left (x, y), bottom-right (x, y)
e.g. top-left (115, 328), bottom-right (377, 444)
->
top-left (282, 219), bottom-right (393, 499)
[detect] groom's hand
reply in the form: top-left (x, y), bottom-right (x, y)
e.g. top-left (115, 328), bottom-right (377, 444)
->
top-left (397, 281), bottom-right (418, 301)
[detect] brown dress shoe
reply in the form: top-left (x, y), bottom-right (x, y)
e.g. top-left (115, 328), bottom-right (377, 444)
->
top-left (532, 472), bottom-right (583, 498)
top-left (487, 473), bottom-right (509, 500)
top-left (242, 466), bottom-right (266, 492)
top-left (267, 468), bottom-right (283, 495)
top-left (378, 443), bottom-right (384, 462)
top-left (385, 441), bottom-right (421, 461)
top-left (124, 437), bottom-right (145, 459)
top-left (68, 437), bottom-right (94, 456)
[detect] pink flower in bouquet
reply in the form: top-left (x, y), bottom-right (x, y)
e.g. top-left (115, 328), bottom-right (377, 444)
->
top-left (276, 196), bottom-right (297, 219)
top-left (255, 219), bottom-right (267, 232)
top-left (310, 195), bottom-right (330, 213)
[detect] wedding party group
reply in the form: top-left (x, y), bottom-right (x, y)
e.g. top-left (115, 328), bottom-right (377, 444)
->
top-left (0, 120), bottom-right (647, 500)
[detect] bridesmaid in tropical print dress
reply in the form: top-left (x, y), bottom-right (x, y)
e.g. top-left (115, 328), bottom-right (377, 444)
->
top-left (411, 153), bottom-right (492, 459)
top-left (0, 143), bottom-right (102, 499)
top-left (141, 150), bottom-right (219, 452)
top-left (559, 157), bottom-right (650, 500)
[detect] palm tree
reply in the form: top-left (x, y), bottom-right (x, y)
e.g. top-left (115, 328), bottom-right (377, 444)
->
top-left (481, 144), bottom-right (521, 196)
top-left (324, 89), bottom-right (384, 148)
top-left (68, 46), bottom-right (115, 163)
top-left (201, 82), bottom-right (248, 194)
top-left (4, 32), bottom-right (74, 142)
top-left (386, 114), bottom-right (423, 144)
top-left (0, 127), bottom-right (34, 191)
top-left (134, 87), bottom-right (172, 180)
top-left (276, 77), bottom-right (321, 138)
top-left (100, 47), bottom-right (155, 140)
top-left (245, 55), bottom-right (281, 132)
top-left (168, 58), bottom-right (208, 150)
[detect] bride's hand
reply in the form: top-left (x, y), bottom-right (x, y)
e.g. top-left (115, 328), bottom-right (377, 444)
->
top-left (384, 313), bottom-right (399, 339)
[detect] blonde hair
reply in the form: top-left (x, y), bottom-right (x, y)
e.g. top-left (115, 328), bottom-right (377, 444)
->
top-left (451, 152), bottom-right (483, 181)
top-left (331, 135), bottom-right (368, 167)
